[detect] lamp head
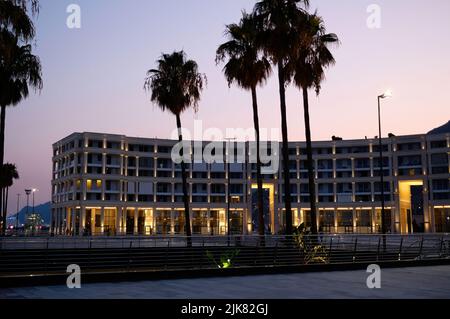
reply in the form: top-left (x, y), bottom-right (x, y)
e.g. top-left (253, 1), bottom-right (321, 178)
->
top-left (379, 89), bottom-right (392, 99)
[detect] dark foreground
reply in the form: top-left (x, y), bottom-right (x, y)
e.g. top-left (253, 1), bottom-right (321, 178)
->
top-left (1, 265), bottom-right (449, 299)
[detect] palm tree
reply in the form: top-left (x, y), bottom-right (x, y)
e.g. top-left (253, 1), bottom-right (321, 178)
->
top-left (144, 51), bottom-right (206, 246)
top-left (290, 13), bottom-right (339, 234)
top-left (253, 0), bottom-right (309, 235)
top-left (0, 32), bottom-right (42, 235)
top-left (0, 31), bottom-right (42, 168)
top-left (0, 1), bottom-right (41, 233)
top-left (0, 0), bottom-right (36, 44)
top-left (216, 12), bottom-right (271, 238)
top-left (0, 163), bottom-right (19, 234)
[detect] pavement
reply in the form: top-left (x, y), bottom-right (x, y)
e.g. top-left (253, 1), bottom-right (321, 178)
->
top-left (1, 265), bottom-right (449, 299)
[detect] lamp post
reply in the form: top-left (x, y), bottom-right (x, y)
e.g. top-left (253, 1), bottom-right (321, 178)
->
top-left (31, 189), bottom-right (38, 235)
top-left (225, 137), bottom-right (236, 246)
top-left (377, 90), bottom-right (392, 239)
top-left (25, 189), bottom-right (31, 233)
top-left (15, 194), bottom-right (20, 232)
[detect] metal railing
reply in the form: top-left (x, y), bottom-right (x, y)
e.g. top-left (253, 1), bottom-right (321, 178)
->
top-left (0, 234), bottom-right (449, 277)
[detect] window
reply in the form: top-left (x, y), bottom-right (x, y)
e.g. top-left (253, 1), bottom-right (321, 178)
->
top-left (431, 140), bottom-right (447, 149)
top-left (432, 179), bottom-right (449, 191)
top-left (355, 182), bottom-right (371, 193)
top-left (397, 142), bottom-right (421, 151)
top-left (157, 145), bottom-right (172, 153)
top-left (431, 153), bottom-right (448, 166)
top-left (317, 159), bottom-right (333, 170)
top-left (398, 155), bottom-right (422, 167)
top-left (337, 183), bottom-right (352, 193)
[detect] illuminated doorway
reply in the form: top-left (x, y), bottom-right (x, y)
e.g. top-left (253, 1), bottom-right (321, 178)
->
top-left (399, 180), bottom-right (424, 234)
top-left (251, 184), bottom-right (275, 234)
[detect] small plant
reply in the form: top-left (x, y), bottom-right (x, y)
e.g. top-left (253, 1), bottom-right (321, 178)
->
top-left (293, 223), bottom-right (329, 265)
top-left (206, 249), bottom-right (240, 269)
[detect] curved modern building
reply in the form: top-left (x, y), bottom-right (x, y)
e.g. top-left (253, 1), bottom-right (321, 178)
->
top-left (51, 126), bottom-right (450, 236)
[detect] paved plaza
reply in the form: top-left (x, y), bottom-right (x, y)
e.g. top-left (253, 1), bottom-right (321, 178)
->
top-left (1, 265), bottom-right (450, 299)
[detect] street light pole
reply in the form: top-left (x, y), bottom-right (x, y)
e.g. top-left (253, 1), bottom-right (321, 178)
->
top-left (25, 189), bottom-right (31, 233)
top-left (32, 189), bottom-right (38, 235)
top-left (377, 90), bottom-right (392, 251)
top-left (15, 194), bottom-right (20, 231)
top-left (377, 95), bottom-right (386, 235)
top-left (225, 137), bottom-right (236, 246)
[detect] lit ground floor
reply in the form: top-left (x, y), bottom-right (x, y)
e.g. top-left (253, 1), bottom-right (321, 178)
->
top-left (2, 265), bottom-right (450, 299)
top-left (50, 204), bottom-right (450, 236)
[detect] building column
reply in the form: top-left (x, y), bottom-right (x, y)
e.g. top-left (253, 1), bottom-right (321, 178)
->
top-left (134, 207), bottom-right (138, 235)
top-left (170, 210), bottom-right (175, 235)
top-left (334, 209), bottom-right (338, 233)
top-left (371, 208), bottom-right (377, 234)
top-left (100, 207), bottom-right (105, 235)
top-left (423, 187), bottom-right (432, 233)
top-left (207, 209), bottom-right (211, 235)
top-left (71, 208), bottom-right (76, 236)
top-left (352, 208), bottom-right (357, 234)
top-left (80, 206), bottom-right (86, 236)
top-left (116, 207), bottom-right (123, 235)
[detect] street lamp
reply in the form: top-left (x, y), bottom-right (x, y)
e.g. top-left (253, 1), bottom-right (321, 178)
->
top-left (377, 90), bottom-right (392, 236)
top-left (225, 137), bottom-right (236, 245)
top-left (32, 188), bottom-right (38, 215)
top-left (25, 189), bottom-right (31, 222)
top-left (31, 189), bottom-right (38, 235)
top-left (15, 194), bottom-right (20, 231)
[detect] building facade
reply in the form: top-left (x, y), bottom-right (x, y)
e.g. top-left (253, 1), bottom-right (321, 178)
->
top-left (51, 131), bottom-right (450, 236)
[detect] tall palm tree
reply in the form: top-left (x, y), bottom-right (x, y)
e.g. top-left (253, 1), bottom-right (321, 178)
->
top-left (216, 12), bottom-right (271, 238)
top-left (253, 0), bottom-right (309, 235)
top-left (0, 0), bottom-right (40, 232)
top-left (0, 32), bottom-right (42, 234)
top-left (0, 31), bottom-right (42, 169)
top-left (290, 13), bottom-right (339, 234)
top-left (0, 163), bottom-right (19, 234)
top-left (144, 51), bottom-right (206, 246)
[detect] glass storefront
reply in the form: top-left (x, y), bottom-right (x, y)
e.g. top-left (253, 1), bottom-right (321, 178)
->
top-left (104, 208), bottom-right (116, 235)
top-left (192, 211), bottom-right (208, 235)
top-left (355, 209), bottom-right (372, 233)
top-left (374, 208), bottom-right (392, 233)
top-left (229, 210), bottom-right (243, 235)
top-left (319, 210), bottom-right (334, 233)
top-left (155, 210), bottom-right (171, 235)
top-left (173, 210), bottom-right (185, 234)
top-left (434, 208), bottom-right (450, 233)
top-left (337, 210), bottom-right (353, 233)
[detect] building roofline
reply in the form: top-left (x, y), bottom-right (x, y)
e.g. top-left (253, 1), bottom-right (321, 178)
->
top-left (52, 131), bottom-right (450, 147)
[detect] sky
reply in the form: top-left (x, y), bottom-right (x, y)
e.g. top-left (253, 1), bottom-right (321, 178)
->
top-left (4, 0), bottom-right (450, 213)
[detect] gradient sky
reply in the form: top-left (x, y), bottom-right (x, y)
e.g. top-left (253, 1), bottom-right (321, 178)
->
top-left (4, 0), bottom-right (450, 213)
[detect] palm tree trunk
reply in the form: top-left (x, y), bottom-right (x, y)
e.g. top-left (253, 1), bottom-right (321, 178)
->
top-left (3, 187), bottom-right (8, 235)
top-left (302, 87), bottom-right (318, 235)
top-left (251, 86), bottom-right (265, 240)
top-left (176, 114), bottom-right (192, 247)
top-left (0, 104), bottom-right (5, 166)
top-left (0, 105), bottom-right (5, 235)
top-left (0, 188), bottom-right (3, 235)
top-left (278, 63), bottom-right (293, 235)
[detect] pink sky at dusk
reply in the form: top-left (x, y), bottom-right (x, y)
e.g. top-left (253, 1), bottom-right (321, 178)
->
top-left (4, 0), bottom-right (450, 213)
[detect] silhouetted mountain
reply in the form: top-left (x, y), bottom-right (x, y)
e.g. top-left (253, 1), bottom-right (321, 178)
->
top-left (428, 121), bottom-right (450, 135)
top-left (7, 202), bottom-right (51, 226)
